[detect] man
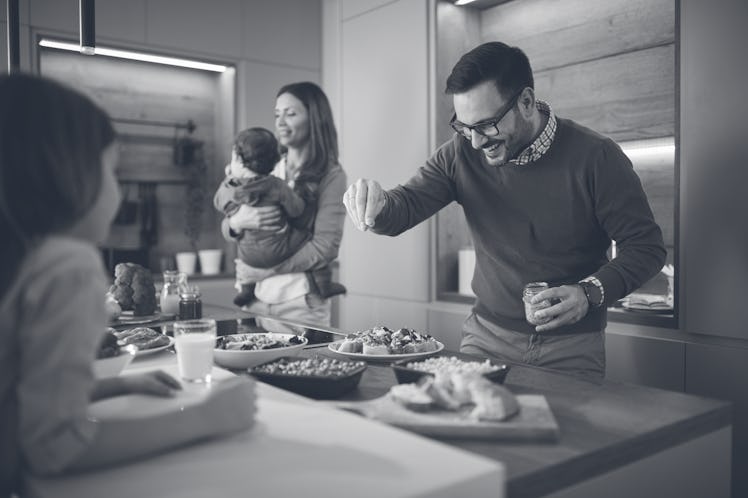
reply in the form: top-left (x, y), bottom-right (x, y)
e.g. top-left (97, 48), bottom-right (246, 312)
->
top-left (343, 42), bottom-right (666, 379)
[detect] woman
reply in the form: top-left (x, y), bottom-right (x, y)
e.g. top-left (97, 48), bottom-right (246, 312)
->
top-left (222, 82), bottom-right (347, 327)
top-left (0, 74), bottom-right (254, 497)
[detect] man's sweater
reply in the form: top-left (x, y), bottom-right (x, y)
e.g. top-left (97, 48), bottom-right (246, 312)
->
top-left (374, 118), bottom-right (666, 334)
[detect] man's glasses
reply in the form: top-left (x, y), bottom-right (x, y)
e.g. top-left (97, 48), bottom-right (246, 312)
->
top-left (450, 87), bottom-right (525, 140)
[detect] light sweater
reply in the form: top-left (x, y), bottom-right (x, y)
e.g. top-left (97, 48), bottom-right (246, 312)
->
top-left (0, 236), bottom-right (106, 496)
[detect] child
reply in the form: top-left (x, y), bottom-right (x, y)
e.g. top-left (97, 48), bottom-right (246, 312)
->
top-left (0, 74), bottom-right (255, 496)
top-left (214, 127), bottom-right (345, 307)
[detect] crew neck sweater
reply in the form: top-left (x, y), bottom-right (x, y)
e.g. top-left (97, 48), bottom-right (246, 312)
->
top-left (374, 118), bottom-right (666, 334)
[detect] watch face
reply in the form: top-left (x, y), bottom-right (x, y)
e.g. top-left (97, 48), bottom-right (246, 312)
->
top-left (583, 282), bottom-right (602, 306)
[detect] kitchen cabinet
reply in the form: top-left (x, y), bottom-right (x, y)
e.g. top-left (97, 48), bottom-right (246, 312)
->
top-left (338, 0), bottom-right (430, 302)
top-left (686, 342), bottom-right (748, 498)
top-left (604, 332), bottom-right (684, 391)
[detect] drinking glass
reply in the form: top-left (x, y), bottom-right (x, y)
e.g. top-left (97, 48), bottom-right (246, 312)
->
top-left (173, 318), bottom-right (216, 383)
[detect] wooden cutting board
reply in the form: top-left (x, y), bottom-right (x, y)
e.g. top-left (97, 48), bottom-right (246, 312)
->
top-left (331, 394), bottom-right (560, 442)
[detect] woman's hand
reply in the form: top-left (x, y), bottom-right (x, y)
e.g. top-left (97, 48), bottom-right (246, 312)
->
top-left (234, 258), bottom-right (275, 285)
top-left (228, 204), bottom-right (284, 232)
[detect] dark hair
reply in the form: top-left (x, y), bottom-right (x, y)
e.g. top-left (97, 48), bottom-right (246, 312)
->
top-left (0, 74), bottom-right (115, 298)
top-left (234, 127), bottom-right (280, 175)
top-left (275, 82), bottom-right (338, 200)
top-left (445, 42), bottom-right (534, 99)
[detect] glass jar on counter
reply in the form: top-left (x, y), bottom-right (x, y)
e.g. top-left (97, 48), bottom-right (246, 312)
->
top-left (160, 271), bottom-right (187, 316)
top-left (523, 282), bottom-right (552, 326)
top-left (179, 285), bottom-right (202, 320)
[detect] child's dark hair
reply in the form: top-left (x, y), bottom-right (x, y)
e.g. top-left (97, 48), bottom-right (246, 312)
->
top-left (234, 127), bottom-right (281, 176)
top-left (0, 74), bottom-right (115, 299)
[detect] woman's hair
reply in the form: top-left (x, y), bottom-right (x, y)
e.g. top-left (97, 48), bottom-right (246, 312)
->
top-left (445, 41), bottom-right (534, 99)
top-left (234, 127), bottom-right (281, 176)
top-left (275, 82), bottom-right (338, 198)
top-left (0, 74), bottom-right (115, 298)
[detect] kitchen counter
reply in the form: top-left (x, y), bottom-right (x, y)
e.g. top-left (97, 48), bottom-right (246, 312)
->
top-left (61, 309), bottom-right (731, 498)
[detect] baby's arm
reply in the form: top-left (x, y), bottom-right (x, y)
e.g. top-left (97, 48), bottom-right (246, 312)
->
top-left (213, 178), bottom-right (242, 217)
top-left (273, 177), bottom-right (306, 219)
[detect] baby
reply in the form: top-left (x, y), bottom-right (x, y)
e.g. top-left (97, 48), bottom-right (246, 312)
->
top-left (214, 127), bottom-right (344, 306)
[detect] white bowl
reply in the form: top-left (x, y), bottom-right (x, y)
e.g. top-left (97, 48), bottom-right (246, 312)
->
top-left (213, 333), bottom-right (308, 370)
top-left (93, 345), bottom-right (137, 378)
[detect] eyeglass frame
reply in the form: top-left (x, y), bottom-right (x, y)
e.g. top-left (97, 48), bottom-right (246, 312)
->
top-left (449, 87), bottom-right (526, 139)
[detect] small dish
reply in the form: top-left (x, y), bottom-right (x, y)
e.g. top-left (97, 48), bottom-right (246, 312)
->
top-left (391, 356), bottom-right (510, 385)
top-left (248, 356), bottom-right (367, 399)
top-left (213, 333), bottom-right (308, 369)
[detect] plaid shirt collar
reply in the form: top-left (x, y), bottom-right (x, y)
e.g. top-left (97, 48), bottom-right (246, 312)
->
top-left (508, 100), bottom-right (556, 166)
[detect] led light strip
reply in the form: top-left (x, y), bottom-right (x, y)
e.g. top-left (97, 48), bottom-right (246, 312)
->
top-left (39, 38), bottom-right (228, 73)
top-left (619, 137), bottom-right (675, 160)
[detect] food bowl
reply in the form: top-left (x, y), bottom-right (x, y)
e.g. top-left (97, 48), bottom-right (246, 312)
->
top-left (213, 333), bottom-right (308, 370)
top-left (248, 356), bottom-right (367, 399)
top-left (392, 355), bottom-right (510, 385)
top-left (93, 345), bottom-right (137, 378)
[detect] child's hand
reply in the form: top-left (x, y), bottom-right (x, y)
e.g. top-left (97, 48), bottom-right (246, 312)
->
top-left (224, 164), bottom-right (232, 177)
top-left (120, 370), bottom-right (182, 397)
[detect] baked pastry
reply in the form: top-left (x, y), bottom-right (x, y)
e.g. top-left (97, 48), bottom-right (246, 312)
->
top-left (389, 383), bottom-right (433, 412)
top-left (467, 377), bottom-right (519, 421)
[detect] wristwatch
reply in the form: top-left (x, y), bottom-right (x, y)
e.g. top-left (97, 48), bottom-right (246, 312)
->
top-left (578, 281), bottom-right (603, 308)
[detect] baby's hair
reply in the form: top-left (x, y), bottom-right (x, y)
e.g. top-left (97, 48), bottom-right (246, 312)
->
top-left (233, 127), bottom-right (280, 176)
top-left (0, 74), bottom-right (115, 298)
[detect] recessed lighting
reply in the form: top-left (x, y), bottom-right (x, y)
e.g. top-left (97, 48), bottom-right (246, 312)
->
top-left (39, 38), bottom-right (228, 73)
top-left (455, 0), bottom-right (478, 5)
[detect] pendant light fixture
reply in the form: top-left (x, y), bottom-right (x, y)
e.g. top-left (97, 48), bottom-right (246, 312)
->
top-left (79, 0), bottom-right (95, 55)
top-left (6, 0), bottom-right (21, 72)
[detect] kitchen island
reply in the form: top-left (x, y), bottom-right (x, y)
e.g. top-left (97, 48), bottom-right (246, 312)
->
top-left (29, 310), bottom-right (731, 498)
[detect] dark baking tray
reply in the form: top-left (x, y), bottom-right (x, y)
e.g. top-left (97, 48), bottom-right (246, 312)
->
top-left (248, 356), bottom-right (367, 399)
top-left (392, 356), bottom-right (510, 385)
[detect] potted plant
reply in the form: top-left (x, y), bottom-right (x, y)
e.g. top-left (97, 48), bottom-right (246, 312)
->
top-left (176, 142), bottom-right (206, 275)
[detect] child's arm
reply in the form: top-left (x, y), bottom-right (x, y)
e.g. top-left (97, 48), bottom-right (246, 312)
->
top-left (272, 177), bottom-right (306, 219)
top-left (213, 177), bottom-right (242, 217)
top-left (67, 376), bottom-right (256, 473)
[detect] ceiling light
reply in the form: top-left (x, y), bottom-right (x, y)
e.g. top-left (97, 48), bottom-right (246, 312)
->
top-left (455, 0), bottom-right (478, 5)
top-left (39, 38), bottom-right (228, 73)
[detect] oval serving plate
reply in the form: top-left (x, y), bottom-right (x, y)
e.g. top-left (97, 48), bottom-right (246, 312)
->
top-left (328, 340), bottom-right (444, 362)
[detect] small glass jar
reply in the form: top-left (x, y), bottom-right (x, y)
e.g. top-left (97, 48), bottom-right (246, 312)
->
top-left (523, 282), bottom-right (552, 326)
top-left (179, 285), bottom-right (202, 320)
top-left (160, 271), bottom-right (187, 316)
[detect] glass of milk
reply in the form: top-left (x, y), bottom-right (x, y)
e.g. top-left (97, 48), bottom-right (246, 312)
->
top-left (173, 318), bottom-right (216, 383)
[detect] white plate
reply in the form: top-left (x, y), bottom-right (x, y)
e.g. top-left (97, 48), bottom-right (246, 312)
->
top-left (213, 333), bottom-right (308, 369)
top-left (328, 341), bottom-right (445, 362)
top-left (621, 301), bottom-right (673, 314)
top-left (134, 336), bottom-right (175, 356)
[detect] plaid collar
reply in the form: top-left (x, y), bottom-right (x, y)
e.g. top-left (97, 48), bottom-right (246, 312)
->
top-left (508, 100), bottom-right (556, 166)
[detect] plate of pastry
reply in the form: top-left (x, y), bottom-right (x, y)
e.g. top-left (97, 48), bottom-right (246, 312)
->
top-left (112, 327), bottom-right (174, 356)
top-left (328, 326), bottom-right (444, 361)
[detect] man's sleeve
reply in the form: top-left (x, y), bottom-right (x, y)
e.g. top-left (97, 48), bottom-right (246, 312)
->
top-left (372, 143), bottom-right (458, 236)
top-left (589, 139), bottom-right (667, 305)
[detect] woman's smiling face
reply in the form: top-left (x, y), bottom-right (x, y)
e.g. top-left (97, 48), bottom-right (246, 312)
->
top-left (275, 92), bottom-right (310, 150)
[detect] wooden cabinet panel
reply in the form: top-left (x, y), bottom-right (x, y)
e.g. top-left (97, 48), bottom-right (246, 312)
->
top-left (534, 44), bottom-right (675, 142)
top-left (480, 0), bottom-right (674, 73)
top-left (337, 294), bottom-right (428, 334)
top-left (605, 333), bottom-right (684, 391)
top-left (29, 0), bottom-right (77, 33)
